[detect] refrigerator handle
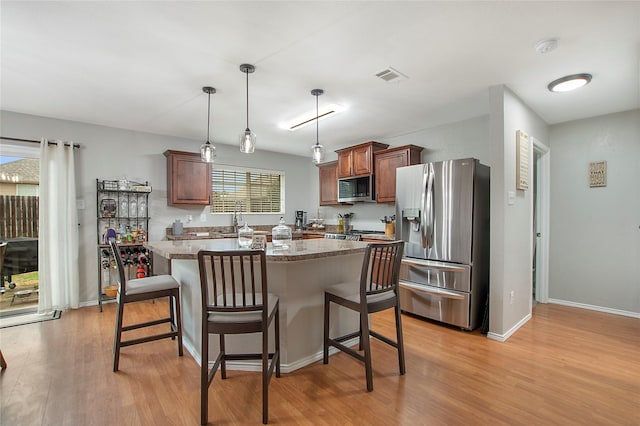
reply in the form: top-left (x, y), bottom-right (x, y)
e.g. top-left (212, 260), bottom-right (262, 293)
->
top-left (420, 166), bottom-right (428, 249)
top-left (425, 163), bottom-right (434, 249)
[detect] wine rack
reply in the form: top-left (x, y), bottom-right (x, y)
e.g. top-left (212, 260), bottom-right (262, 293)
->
top-left (96, 179), bottom-right (152, 311)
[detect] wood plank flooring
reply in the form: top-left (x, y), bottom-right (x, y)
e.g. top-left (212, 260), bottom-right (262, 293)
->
top-left (0, 301), bottom-right (638, 425)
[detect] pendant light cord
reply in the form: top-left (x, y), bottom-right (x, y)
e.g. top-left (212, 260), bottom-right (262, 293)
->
top-left (245, 69), bottom-right (249, 130)
top-left (207, 91), bottom-right (211, 142)
top-left (315, 93), bottom-right (319, 147)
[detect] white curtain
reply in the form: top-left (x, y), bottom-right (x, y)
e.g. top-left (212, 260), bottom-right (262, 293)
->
top-left (38, 138), bottom-right (79, 312)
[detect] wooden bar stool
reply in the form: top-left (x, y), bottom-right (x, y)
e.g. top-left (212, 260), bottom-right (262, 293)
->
top-left (323, 241), bottom-right (405, 391)
top-left (109, 240), bottom-right (183, 372)
top-left (198, 249), bottom-right (280, 425)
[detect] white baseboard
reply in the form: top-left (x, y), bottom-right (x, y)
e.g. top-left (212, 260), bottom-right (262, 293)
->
top-left (197, 337), bottom-right (360, 373)
top-left (486, 312), bottom-right (532, 342)
top-left (548, 299), bottom-right (640, 319)
top-left (79, 298), bottom-right (118, 308)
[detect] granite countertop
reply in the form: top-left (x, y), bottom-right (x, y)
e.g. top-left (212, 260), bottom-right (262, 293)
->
top-left (144, 238), bottom-right (368, 262)
top-left (167, 230), bottom-right (271, 240)
top-left (165, 226), bottom-right (393, 241)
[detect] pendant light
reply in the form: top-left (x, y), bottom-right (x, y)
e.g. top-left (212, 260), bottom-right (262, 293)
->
top-left (239, 63), bottom-right (256, 153)
top-left (311, 89), bottom-right (325, 164)
top-left (200, 86), bottom-right (216, 163)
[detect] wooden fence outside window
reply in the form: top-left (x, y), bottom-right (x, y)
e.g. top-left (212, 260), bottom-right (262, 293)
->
top-left (0, 195), bottom-right (39, 239)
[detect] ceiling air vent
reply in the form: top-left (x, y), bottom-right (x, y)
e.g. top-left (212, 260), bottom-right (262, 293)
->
top-left (375, 67), bottom-right (408, 83)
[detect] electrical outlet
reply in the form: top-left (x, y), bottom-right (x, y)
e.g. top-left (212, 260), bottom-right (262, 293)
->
top-left (510, 290), bottom-right (515, 304)
top-left (200, 213), bottom-right (207, 222)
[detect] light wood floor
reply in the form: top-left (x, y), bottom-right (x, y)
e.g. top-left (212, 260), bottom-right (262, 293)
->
top-left (1, 300), bottom-right (638, 425)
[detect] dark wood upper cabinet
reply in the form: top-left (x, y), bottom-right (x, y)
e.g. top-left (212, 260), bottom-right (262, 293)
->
top-left (317, 160), bottom-right (340, 206)
top-left (335, 141), bottom-right (389, 178)
top-left (374, 145), bottom-right (423, 203)
top-left (163, 150), bottom-right (211, 205)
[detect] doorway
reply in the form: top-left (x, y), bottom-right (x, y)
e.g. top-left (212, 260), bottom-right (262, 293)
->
top-left (0, 142), bottom-right (40, 316)
top-left (532, 138), bottom-right (550, 305)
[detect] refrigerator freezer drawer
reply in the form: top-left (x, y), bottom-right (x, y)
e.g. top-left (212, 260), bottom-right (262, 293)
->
top-left (400, 258), bottom-right (471, 292)
top-left (399, 281), bottom-right (471, 330)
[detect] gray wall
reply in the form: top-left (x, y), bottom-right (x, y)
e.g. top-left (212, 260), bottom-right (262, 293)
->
top-left (3, 105), bottom-right (638, 328)
top-left (311, 115), bottom-right (491, 231)
top-left (548, 109), bottom-right (640, 314)
top-left (1, 110), bottom-right (316, 304)
top-left (489, 85), bottom-right (550, 338)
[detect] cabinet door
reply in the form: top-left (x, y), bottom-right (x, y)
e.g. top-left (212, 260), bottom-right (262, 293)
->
top-left (352, 145), bottom-right (373, 176)
top-left (336, 150), bottom-right (353, 178)
top-left (164, 150), bottom-right (211, 205)
top-left (375, 150), bottom-right (408, 203)
top-left (318, 161), bottom-right (340, 206)
top-left (374, 145), bottom-right (423, 203)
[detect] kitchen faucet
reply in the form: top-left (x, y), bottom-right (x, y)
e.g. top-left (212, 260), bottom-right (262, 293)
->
top-left (232, 201), bottom-right (243, 233)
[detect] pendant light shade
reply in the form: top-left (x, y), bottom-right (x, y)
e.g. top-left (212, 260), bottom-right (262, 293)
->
top-left (200, 86), bottom-right (216, 163)
top-left (239, 64), bottom-right (256, 154)
top-left (311, 89), bottom-right (325, 164)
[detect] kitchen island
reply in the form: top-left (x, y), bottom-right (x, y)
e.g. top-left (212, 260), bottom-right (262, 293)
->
top-left (144, 238), bottom-right (368, 372)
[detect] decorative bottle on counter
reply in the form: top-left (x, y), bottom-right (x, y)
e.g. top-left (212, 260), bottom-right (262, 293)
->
top-left (238, 222), bottom-right (254, 248)
top-left (271, 217), bottom-right (292, 249)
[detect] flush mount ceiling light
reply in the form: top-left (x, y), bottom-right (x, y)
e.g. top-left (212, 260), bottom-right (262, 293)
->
top-left (548, 73), bottom-right (592, 92)
top-left (281, 103), bottom-right (345, 131)
top-left (239, 63), bottom-right (256, 154)
top-left (200, 86), bottom-right (216, 163)
top-left (310, 89), bottom-right (325, 164)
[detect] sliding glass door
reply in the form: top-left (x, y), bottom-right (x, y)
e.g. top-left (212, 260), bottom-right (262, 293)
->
top-left (0, 141), bottom-right (40, 315)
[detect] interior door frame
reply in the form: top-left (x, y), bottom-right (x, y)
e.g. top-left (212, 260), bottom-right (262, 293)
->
top-left (532, 137), bottom-right (550, 304)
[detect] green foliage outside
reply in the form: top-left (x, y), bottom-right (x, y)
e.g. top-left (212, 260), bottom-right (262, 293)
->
top-left (10, 271), bottom-right (39, 288)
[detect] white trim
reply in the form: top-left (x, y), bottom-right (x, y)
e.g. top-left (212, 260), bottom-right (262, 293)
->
top-left (487, 313), bottom-right (532, 342)
top-left (199, 337), bottom-right (359, 373)
top-left (548, 299), bottom-right (640, 319)
top-left (532, 138), bottom-right (550, 304)
top-left (0, 306), bottom-right (37, 318)
top-left (79, 298), bottom-right (115, 308)
top-left (212, 163), bottom-right (284, 176)
top-left (182, 338), bottom-right (199, 365)
top-left (0, 141), bottom-right (40, 159)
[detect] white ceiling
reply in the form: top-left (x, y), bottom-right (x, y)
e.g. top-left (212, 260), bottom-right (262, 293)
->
top-left (2, 1), bottom-right (639, 157)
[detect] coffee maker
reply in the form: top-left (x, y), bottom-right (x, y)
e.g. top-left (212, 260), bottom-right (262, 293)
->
top-left (295, 211), bottom-right (307, 230)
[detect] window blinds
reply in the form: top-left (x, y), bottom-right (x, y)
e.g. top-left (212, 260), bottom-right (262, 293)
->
top-left (211, 165), bottom-right (283, 214)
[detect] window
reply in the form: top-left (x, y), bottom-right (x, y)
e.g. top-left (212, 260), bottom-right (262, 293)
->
top-left (211, 165), bottom-right (284, 214)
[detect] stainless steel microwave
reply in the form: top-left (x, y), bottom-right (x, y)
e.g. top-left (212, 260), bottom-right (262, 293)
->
top-left (338, 175), bottom-right (376, 203)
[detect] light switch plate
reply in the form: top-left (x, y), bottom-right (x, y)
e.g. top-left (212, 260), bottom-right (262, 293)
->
top-left (507, 191), bottom-right (515, 206)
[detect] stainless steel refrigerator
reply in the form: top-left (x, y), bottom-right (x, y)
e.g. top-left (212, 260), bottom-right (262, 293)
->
top-left (395, 158), bottom-right (490, 330)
